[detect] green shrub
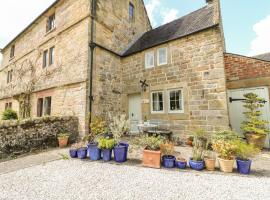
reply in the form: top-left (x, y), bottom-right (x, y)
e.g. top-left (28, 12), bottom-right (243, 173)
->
top-left (2, 109), bottom-right (18, 120)
top-left (234, 140), bottom-right (260, 160)
top-left (192, 129), bottom-right (209, 161)
top-left (58, 132), bottom-right (70, 139)
top-left (98, 138), bottom-right (117, 150)
top-left (139, 135), bottom-right (165, 151)
top-left (212, 130), bottom-right (239, 142)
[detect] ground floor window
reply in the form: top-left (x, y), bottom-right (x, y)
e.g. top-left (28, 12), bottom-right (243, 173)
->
top-left (37, 96), bottom-right (52, 117)
top-left (168, 89), bottom-right (183, 113)
top-left (5, 102), bottom-right (12, 110)
top-left (151, 91), bottom-right (164, 113)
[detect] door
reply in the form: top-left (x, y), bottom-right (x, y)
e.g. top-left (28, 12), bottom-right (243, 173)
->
top-left (227, 87), bottom-right (270, 148)
top-left (128, 94), bottom-right (142, 134)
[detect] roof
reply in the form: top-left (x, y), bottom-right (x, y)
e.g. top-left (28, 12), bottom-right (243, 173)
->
top-left (123, 5), bottom-right (217, 56)
top-left (253, 52), bottom-right (270, 62)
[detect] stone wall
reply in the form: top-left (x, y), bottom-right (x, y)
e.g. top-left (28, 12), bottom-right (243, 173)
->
top-left (122, 27), bottom-right (230, 141)
top-left (0, 116), bottom-right (78, 159)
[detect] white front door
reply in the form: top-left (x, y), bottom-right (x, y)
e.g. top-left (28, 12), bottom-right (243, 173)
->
top-left (128, 94), bottom-right (142, 134)
top-left (227, 87), bottom-right (270, 148)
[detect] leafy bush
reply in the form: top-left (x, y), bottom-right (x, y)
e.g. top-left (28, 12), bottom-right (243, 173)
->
top-left (84, 115), bottom-right (108, 142)
top-left (234, 140), bottom-right (260, 160)
top-left (241, 93), bottom-right (268, 136)
top-left (212, 140), bottom-right (237, 160)
top-left (98, 138), bottom-right (117, 150)
top-left (58, 132), bottom-right (70, 139)
top-left (212, 130), bottom-right (239, 142)
top-left (2, 109), bottom-right (18, 120)
top-left (139, 135), bottom-right (165, 151)
top-left (192, 129), bottom-right (209, 161)
top-left (160, 142), bottom-right (174, 156)
top-left (109, 114), bottom-right (130, 142)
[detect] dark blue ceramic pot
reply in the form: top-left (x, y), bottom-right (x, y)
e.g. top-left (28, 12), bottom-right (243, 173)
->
top-left (77, 147), bottom-right (87, 159)
top-left (113, 145), bottom-right (126, 163)
top-left (236, 159), bottom-right (252, 175)
top-left (189, 159), bottom-right (205, 171)
top-left (87, 142), bottom-right (101, 161)
top-left (175, 160), bottom-right (187, 169)
top-left (69, 149), bottom-right (77, 158)
top-left (102, 149), bottom-right (112, 161)
top-left (162, 155), bottom-right (176, 168)
top-left (119, 142), bottom-right (129, 162)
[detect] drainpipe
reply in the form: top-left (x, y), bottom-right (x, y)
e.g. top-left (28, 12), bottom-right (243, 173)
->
top-left (89, 0), bottom-right (96, 123)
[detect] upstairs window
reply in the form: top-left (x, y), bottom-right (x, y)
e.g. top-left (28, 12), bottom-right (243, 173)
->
top-left (157, 47), bottom-right (167, 66)
top-left (49, 46), bottom-right (55, 65)
top-left (5, 102), bottom-right (12, 110)
top-left (168, 90), bottom-right (184, 113)
top-left (151, 91), bottom-right (164, 113)
top-left (7, 70), bottom-right (13, 83)
top-left (43, 50), bottom-right (48, 68)
top-left (10, 45), bottom-right (15, 59)
top-left (47, 13), bottom-right (55, 32)
top-left (129, 3), bottom-right (135, 21)
top-left (145, 51), bottom-right (154, 69)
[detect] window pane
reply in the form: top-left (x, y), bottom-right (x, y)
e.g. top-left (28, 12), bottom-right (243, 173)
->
top-left (158, 48), bottom-right (167, 65)
top-left (37, 98), bottom-right (43, 117)
top-left (44, 97), bottom-right (52, 116)
top-left (43, 50), bottom-right (48, 68)
top-left (152, 92), bottom-right (163, 112)
top-left (129, 3), bottom-right (134, 20)
top-left (169, 90), bottom-right (183, 111)
top-left (145, 52), bottom-right (154, 68)
top-left (49, 47), bottom-right (54, 65)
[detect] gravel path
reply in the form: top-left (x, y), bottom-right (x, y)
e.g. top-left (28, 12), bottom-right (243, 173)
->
top-left (0, 159), bottom-right (269, 200)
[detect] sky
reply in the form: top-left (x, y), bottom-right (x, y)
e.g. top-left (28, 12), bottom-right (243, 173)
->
top-left (1, 0), bottom-right (270, 63)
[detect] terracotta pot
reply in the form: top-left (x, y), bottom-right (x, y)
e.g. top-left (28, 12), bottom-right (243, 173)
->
top-left (204, 157), bottom-right (216, 171)
top-left (142, 149), bottom-right (161, 169)
top-left (58, 137), bottom-right (69, 148)
top-left (217, 157), bottom-right (235, 173)
top-left (186, 140), bottom-right (193, 146)
top-left (245, 133), bottom-right (266, 149)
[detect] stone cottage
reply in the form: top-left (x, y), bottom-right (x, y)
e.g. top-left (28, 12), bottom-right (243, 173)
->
top-left (0, 0), bottom-right (230, 140)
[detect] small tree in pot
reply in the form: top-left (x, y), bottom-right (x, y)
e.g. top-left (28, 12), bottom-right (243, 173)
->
top-left (140, 135), bottom-right (165, 169)
top-left (98, 137), bottom-right (117, 162)
top-left (160, 142), bottom-right (175, 168)
top-left (212, 131), bottom-right (239, 173)
top-left (241, 93), bottom-right (268, 149)
top-left (57, 133), bottom-right (70, 148)
top-left (234, 140), bottom-right (260, 175)
top-left (189, 129), bottom-right (208, 171)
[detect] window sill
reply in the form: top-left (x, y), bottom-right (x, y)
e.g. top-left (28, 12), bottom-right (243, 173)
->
top-left (157, 62), bottom-right (168, 67)
top-left (151, 111), bottom-right (165, 114)
top-left (168, 111), bottom-right (185, 114)
top-left (9, 57), bottom-right (15, 62)
top-left (45, 27), bottom-right (56, 36)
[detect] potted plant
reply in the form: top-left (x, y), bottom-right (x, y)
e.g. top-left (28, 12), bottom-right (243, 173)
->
top-left (189, 129), bottom-right (208, 171)
top-left (110, 114), bottom-right (130, 163)
top-left (57, 133), bottom-right (70, 148)
top-left (241, 93), bottom-right (268, 149)
top-left (69, 143), bottom-right (79, 158)
top-left (77, 142), bottom-right (88, 159)
top-left (204, 150), bottom-right (216, 171)
top-left (186, 136), bottom-right (193, 146)
top-left (212, 131), bottom-right (239, 173)
top-left (98, 137), bottom-right (117, 161)
top-left (175, 157), bottom-right (187, 169)
top-left (160, 142), bottom-right (175, 168)
top-left (86, 115), bottom-right (108, 161)
top-left (139, 135), bottom-right (164, 169)
top-left (234, 140), bottom-right (260, 175)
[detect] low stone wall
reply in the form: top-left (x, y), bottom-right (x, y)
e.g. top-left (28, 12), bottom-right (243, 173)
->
top-left (0, 116), bottom-right (79, 159)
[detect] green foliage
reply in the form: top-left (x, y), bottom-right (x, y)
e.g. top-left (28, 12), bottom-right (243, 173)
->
top-left (139, 135), bottom-right (165, 151)
top-left (85, 115), bottom-right (108, 142)
top-left (58, 132), bottom-right (70, 139)
top-left (234, 140), bottom-right (260, 160)
top-left (98, 138), bottom-right (117, 150)
top-left (160, 142), bottom-right (174, 156)
top-left (212, 130), bottom-right (240, 142)
top-left (241, 93), bottom-right (268, 136)
top-left (2, 109), bottom-right (18, 120)
top-left (109, 114), bottom-right (130, 142)
top-left (192, 129), bottom-right (209, 161)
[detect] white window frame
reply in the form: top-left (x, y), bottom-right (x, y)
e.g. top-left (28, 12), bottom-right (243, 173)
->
top-left (157, 47), bottom-right (167, 66)
top-left (151, 91), bottom-right (165, 114)
top-left (145, 51), bottom-right (154, 69)
top-left (168, 89), bottom-right (184, 114)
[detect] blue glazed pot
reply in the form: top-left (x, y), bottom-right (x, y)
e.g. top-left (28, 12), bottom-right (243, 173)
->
top-left (102, 149), bottom-right (112, 162)
top-left (77, 148), bottom-right (87, 159)
top-left (88, 142), bottom-right (101, 161)
top-left (189, 159), bottom-right (205, 171)
top-left (119, 142), bottom-right (129, 162)
top-left (69, 149), bottom-right (77, 158)
top-left (113, 145), bottom-right (126, 163)
top-left (236, 159), bottom-right (252, 175)
top-left (175, 160), bottom-right (187, 169)
top-left (162, 155), bottom-right (176, 168)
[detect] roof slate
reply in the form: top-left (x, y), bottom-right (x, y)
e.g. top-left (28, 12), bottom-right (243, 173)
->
top-left (123, 5), bottom-right (217, 56)
top-left (253, 53), bottom-right (270, 62)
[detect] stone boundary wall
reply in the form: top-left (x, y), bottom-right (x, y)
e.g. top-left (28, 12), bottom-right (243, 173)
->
top-left (0, 116), bottom-right (79, 159)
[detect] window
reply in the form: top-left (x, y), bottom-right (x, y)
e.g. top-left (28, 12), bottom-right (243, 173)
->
top-left (44, 97), bottom-right (52, 116)
top-left (43, 50), bottom-right (48, 68)
top-left (7, 70), bottom-right (13, 83)
top-left (168, 90), bottom-right (184, 113)
top-left (37, 96), bottom-right (52, 117)
top-left (145, 51), bottom-right (154, 68)
top-left (129, 3), bottom-right (135, 21)
top-left (10, 45), bottom-right (15, 59)
top-left (49, 46), bottom-right (54, 65)
top-left (5, 102), bottom-right (12, 110)
top-left (157, 47), bottom-right (167, 66)
top-left (47, 13), bottom-right (55, 32)
top-left (151, 92), bottom-right (164, 113)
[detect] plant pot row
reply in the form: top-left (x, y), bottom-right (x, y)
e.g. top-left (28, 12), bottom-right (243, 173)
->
top-left (69, 142), bottom-right (129, 163)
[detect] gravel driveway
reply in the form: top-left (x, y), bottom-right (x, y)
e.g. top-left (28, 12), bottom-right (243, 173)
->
top-left (0, 159), bottom-right (269, 200)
